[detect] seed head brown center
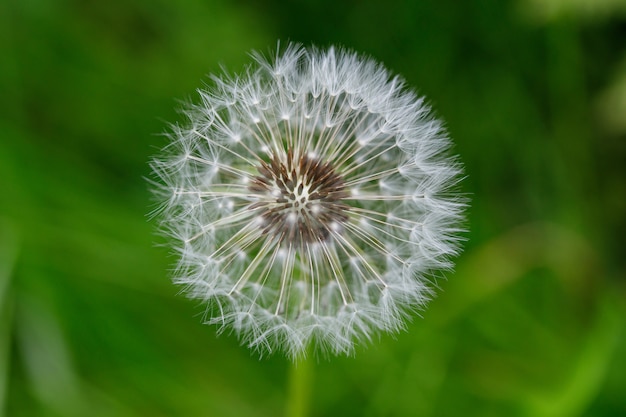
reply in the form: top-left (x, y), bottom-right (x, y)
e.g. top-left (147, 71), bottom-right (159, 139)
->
top-left (249, 149), bottom-right (350, 246)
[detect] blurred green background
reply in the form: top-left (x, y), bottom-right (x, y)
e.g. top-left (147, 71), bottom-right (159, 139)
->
top-left (1, 0), bottom-right (625, 416)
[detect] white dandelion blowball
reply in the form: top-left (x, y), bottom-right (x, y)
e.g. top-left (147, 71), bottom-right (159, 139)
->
top-left (151, 43), bottom-right (466, 359)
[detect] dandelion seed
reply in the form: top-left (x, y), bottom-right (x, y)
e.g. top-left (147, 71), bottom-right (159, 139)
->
top-left (151, 43), bottom-right (466, 359)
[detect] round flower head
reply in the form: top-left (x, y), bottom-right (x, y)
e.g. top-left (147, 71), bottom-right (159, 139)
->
top-left (152, 44), bottom-right (465, 359)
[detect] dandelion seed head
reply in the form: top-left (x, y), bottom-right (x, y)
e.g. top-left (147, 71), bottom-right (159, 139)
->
top-left (151, 43), bottom-right (466, 359)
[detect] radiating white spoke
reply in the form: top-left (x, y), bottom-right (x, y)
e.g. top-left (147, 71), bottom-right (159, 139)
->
top-left (330, 229), bottom-right (388, 287)
top-left (317, 239), bottom-right (352, 306)
top-left (349, 207), bottom-right (425, 227)
top-left (344, 167), bottom-right (400, 187)
top-left (186, 155), bottom-right (254, 179)
top-left (229, 236), bottom-right (279, 295)
top-left (274, 243), bottom-right (295, 315)
top-left (338, 141), bottom-right (398, 177)
top-left (193, 129), bottom-right (259, 167)
top-left (343, 194), bottom-right (416, 201)
top-left (343, 221), bottom-right (407, 264)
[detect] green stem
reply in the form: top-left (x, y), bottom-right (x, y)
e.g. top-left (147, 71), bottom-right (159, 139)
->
top-left (285, 353), bottom-right (314, 417)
